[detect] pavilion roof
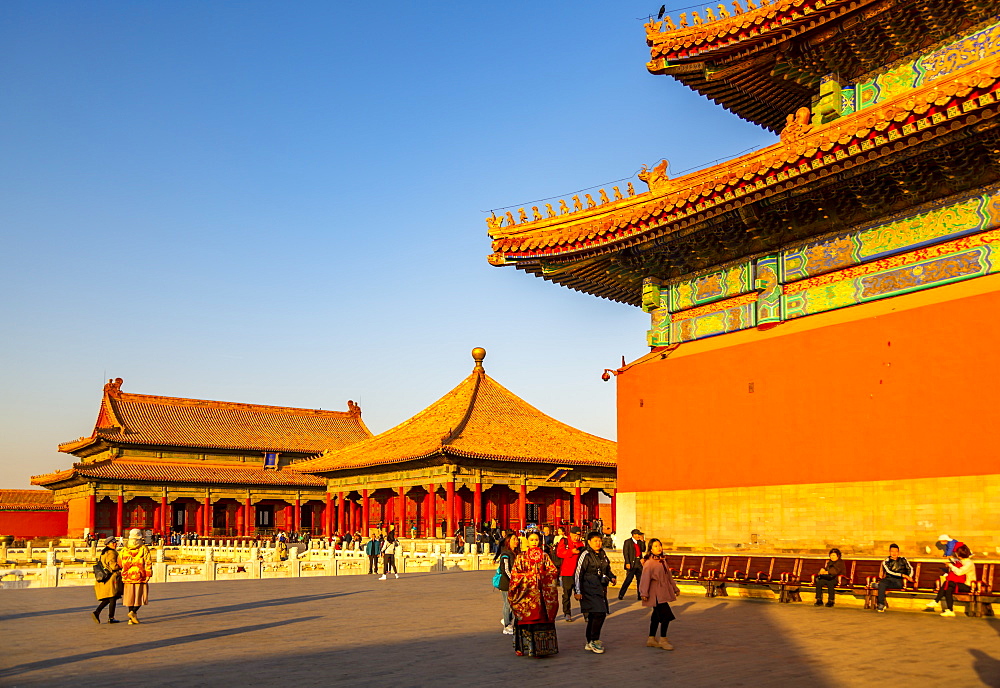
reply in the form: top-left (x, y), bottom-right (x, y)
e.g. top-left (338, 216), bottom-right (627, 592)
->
top-left (58, 378), bottom-right (372, 456)
top-left (643, 0), bottom-right (993, 131)
top-left (31, 459), bottom-right (326, 489)
top-left (292, 350), bottom-right (616, 474)
top-left (486, 54), bottom-right (1000, 302)
top-left (0, 489), bottom-right (67, 511)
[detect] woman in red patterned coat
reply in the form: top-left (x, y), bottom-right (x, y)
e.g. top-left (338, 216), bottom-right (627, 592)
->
top-left (119, 528), bottom-right (153, 625)
top-left (507, 530), bottom-right (560, 657)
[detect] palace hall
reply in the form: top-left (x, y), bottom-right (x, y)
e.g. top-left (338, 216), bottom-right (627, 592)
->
top-left (291, 348), bottom-right (616, 538)
top-left (30, 378), bottom-right (370, 538)
top-left (486, 0), bottom-right (1000, 553)
top-left (24, 350), bottom-right (615, 539)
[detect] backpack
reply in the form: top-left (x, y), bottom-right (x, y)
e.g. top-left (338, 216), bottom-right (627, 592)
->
top-left (491, 563), bottom-right (503, 589)
top-left (93, 556), bottom-right (111, 583)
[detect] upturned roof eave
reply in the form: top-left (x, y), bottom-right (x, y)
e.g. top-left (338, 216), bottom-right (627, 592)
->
top-left (488, 56), bottom-right (1000, 266)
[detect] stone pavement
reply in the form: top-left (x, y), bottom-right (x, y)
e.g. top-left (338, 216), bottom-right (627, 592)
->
top-left (1, 572), bottom-right (997, 687)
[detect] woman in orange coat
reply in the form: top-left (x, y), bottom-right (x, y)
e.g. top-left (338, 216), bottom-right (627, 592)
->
top-left (119, 528), bottom-right (153, 624)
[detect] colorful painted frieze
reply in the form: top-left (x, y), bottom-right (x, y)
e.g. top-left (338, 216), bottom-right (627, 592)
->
top-left (647, 187), bottom-right (1000, 347)
top-left (850, 16), bottom-right (1000, 112)
top-left (783, 189), bottom-right (1000, 281)
top-left (668, 262), bottom-right (752, 311)
top-left (783, 229), bottom-right (1000, 318)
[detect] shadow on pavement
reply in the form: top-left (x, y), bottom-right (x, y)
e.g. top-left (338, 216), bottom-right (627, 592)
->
top-left (0, 592), bottom-right (218, 623)
top-left (0, 616), bottom-right (321, 679)
top-left (150, 590), bottom-right (362, 622)
top-left (44, 597), bottom-right (835, 688)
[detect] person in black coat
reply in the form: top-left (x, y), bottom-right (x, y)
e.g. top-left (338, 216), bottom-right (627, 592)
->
top-left (619, 529), bottom-right (646, 600)
top-left (496, 533), bottom-right (520, 634)
top-left (574, 531), bottom-right (617, 654)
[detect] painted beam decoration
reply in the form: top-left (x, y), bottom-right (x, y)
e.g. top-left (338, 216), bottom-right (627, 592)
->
top-left (646, 185), bottom-right (1000, 345)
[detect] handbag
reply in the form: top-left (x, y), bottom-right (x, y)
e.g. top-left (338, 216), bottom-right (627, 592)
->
top-left (492, 564), bottom-right (503, 589)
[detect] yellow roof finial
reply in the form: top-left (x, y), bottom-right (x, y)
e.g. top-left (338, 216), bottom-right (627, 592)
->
top-left (471, 347), bottom-right (486, 372)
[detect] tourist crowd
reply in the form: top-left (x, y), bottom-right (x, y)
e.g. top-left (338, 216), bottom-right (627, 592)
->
top-left (491, 527), bottom-right (982, 658)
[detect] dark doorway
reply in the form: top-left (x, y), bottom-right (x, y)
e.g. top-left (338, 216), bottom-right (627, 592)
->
top-left (256, 504), bottom-right (274, 528)
top-left (526, 504), bottom-right (540, 525)
top-left (172, 503), bottom-right (187, 532)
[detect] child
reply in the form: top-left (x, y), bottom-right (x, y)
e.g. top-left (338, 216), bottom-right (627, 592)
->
top-left (574, 531), bottom-right (617, 654)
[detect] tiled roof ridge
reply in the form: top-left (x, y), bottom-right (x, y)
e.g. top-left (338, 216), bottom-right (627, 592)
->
top-left (487, 54), bottom-right (1000, 261)
top-left (0, 488), bottom-right (68, 511)
top-left (112, 391), bottom-right (361, 419)
top-left (643, 0), bottom-right (874, 61)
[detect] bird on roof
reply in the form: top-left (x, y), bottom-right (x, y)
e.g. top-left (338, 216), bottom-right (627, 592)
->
top-left (657, 4), bottom-right (666, 18)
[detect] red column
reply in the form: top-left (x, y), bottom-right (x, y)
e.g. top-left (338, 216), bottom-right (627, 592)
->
top-left (362, 489), bottom-right (370, 535)
top-left (338, 492), bottom-right (346, 534)
top-left (518, 484), bottom-right (527, 531)
top-left (204, 497), bottom-right (212, 535)
top-left (445, 480), bottom-right (455, 537)
top-left (88, 494), bottom-right (97, 536)
top-left (160, 494), bottom-right (168, 535)
top-left (574, 485), bottom-right (582, 526)
top-left (352, 501), bottom-right (361, 533)
top-left (244, 497), bottom-right (252, 536)
top-left (235, 502), bottom-right (244, 537)
top-left (293, 497), bottom-right (301, 533)
top-left (473, 482), bottom-right (482, 529)
top-left (324, 492), bottom-right (332, 536)
top-left (397, 486), bottom-right (406, 535)
top-left (115, 495), bottom-right (124, 536)
top-left (426, 485), bottom-right (435, 537)
top-left (555, 496), bottom-right (563, 531)
top-left (611, 490), bottom-right (617, 534)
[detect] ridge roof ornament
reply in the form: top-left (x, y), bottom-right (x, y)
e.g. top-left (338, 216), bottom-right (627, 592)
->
top-left (472, 347), bottom-right (486, 372)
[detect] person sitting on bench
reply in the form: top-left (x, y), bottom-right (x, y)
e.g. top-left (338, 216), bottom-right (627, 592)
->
top-left (814, 548), bottom-right (846, 607)
top-left (876, 543), bottom-right (913, 612)
top-left (929, 543), bottom-right (976, 617)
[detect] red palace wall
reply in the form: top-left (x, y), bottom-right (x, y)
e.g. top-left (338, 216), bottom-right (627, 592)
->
top-left (615, 274), bottom-right (1000, 553)
top-left (618, 273), bottom-right (1000, 493)
top-left (0, 510), bottom-right (68, 539)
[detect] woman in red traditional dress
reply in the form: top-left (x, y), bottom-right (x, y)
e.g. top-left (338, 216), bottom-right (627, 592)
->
top-left (507, 530), bottom-right (560, 657)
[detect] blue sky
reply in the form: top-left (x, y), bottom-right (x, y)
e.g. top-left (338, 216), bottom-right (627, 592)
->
top-left (0, 1), bottom-right (776, 487)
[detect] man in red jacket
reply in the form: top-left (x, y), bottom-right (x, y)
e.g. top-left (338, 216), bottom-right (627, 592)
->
top-left (556, 526), bottom-right (586, 622)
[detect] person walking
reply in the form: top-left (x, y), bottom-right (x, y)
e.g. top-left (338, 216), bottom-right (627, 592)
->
top-left (814, 548), bottom-right (846, 607)
top-left (556, 526), bottom-right (586, 622)
top-left (574, 531), bottom-right (617, 654)
top-left (496, 533), bottom-right (520, 635)
top-left (92, 536), bottom-right (123, 624)
top-left (380, 533), bottom-right (400, 579)
top-left (876, 544), bottom-right (914, 612)
top-left (119, 528), bottom-right (152, 624)
top-left (365, 533), bottom-right (382, 574)
top-left (508, 531), bottom-right (560, 657)
top-left (619, 529), bottom-right (646, 600)
top-left (639, 538), bottom-right (681, 650)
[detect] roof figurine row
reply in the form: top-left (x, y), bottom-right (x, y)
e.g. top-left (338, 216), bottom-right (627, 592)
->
top-left (486, 183), bottom-right (639, 231)
top-left (645, 0), bottom-right (777, 36)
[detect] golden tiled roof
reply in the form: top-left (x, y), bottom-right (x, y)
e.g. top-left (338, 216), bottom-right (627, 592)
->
top-left (292, 349), bottom-right (616, 473)
top-left (31, 459), bottom-right (326, 488)
top-left (0, 489), bottom-right (67, 511)
top-left (488, 56), bottom-right (1000, 301)
top-left (59, 378), bottom-right (372, 455)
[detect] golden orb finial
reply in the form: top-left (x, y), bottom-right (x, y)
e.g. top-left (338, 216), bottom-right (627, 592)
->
top-left (471, 347), bottom-right (486, 371)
